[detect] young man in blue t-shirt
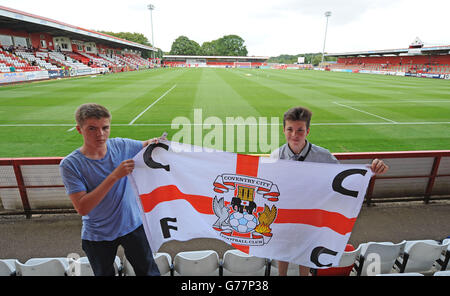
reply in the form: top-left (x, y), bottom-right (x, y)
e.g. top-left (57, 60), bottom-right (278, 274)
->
top-left (60, 103), bottom-right (161, 276)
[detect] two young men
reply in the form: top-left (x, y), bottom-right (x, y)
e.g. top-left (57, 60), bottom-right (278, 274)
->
top-left (60, 103), bottom-right (388, 276)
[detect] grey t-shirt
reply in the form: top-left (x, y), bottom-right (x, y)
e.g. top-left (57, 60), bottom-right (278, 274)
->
top-left (270, 140), bottom-right (339, 164)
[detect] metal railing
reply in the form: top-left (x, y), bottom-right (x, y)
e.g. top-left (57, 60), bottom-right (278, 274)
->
top-left (1, 150), bottom-right (449, 218)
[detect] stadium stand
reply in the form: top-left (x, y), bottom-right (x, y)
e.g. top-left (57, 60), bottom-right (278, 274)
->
top-left (0, 44), bottom-right (155, 81)
top-left (325, 39), bottom-right (450, 79)
top-left (0, 5), bottom-right (157, 84)
top-left (162, 55), bottom-right (269, 68)
top-left (2, 240), bottom-right (449, 276)
top-left (328, 54), bottom-right (450, 75)
top-left (15, 50), bottom-right (58, 70)
top-left (0, 49), bottom-right (40, 72)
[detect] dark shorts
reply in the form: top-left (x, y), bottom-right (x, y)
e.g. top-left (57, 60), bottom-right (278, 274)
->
top-left (82, 225), bottom-right (160, 276)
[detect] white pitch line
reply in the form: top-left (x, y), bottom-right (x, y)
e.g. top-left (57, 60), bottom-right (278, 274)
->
top-left (311, 122), bottom-right (450, 126)
top-left (336, 100), bottom-right (450, 104)
top-left (123, 122), bottom-right (450, 126)
top-left (0, 124), bottom-right (73, 127)
top-left (128, 84), bottom-right (177, 125)
top-left (2, 122), bottom-right (450, 128)
top-left (333, 101), bottom-right (398, 123)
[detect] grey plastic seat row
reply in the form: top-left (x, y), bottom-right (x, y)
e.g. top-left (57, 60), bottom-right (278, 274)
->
top-left (2, 239), bottom-right (449, 276)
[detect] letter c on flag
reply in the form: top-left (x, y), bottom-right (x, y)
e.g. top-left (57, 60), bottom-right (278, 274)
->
top-left (332, 169), bottom-right (368, 198)
top-left (143, 143), bottom-right (170, 171)
top-left (310, 246), bottom-right (338, 267)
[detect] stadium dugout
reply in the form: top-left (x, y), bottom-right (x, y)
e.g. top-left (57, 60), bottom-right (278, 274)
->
top-left (0, 5), bottom-right (157, 84)
top-left (162, 55), bottom-right (269, 68)
top-left (325, 38), bottom-right (450, 79)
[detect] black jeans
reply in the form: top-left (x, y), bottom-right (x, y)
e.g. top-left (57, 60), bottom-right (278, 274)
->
top-left (82, 225), bottom-right (160, 276)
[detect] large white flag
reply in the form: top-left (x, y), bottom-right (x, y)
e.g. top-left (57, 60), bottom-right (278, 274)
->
top-left (130, 141), bottom-right (373, 268)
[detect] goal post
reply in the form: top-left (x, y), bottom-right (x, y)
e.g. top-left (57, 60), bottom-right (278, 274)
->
top-left (234, 62), bottom-right (252, 68)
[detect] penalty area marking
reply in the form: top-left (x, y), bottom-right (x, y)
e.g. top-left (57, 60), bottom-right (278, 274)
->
top-left (128, 84), bottom-right (177, 125)
top-left (333, 101), bottom-right (398, 124)
top-left (64, 84), bottom-right (177, 131)
top-left (2, 121), bottom-right (450, 129)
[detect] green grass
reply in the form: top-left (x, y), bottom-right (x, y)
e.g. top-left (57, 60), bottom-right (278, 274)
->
top-left (0, 68), bottom-right (449, 157)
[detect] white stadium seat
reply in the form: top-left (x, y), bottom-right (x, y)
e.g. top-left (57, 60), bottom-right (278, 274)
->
top-left (269, 260), bottom-right (299, 276)
top-left (355, 240), bottom-right (406, 276)
top-left (173, 250), bottom-right (220, 276)
top-left (123, 252), bottom-right (172, 276)
top-left (15, 257), bottom-right (71, 276)
top-left (435, 238), bottom-right (450, 271)
top-left (377, 272), bottom-right (424, 276)
top-left (67, 256), bottom-right (122, 276)
top-left (395, 240), bottom-right (450, 274)
top-left (433, 270), bottom-right (450, 276)
top-left (220, 249), bottom-right (267, 276)
top-left (0, 259), bottom-right (16, 276)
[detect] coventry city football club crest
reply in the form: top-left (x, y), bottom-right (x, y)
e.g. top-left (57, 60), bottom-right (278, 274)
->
top-left (211, 173), bottom-right (280, 246)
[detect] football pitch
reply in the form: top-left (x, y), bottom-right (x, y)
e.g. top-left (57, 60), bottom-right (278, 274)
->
top-left (0, 68), bottom-right (449, 157)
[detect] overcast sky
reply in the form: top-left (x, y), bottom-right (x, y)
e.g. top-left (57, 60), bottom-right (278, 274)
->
top-left (2, 0), bottom-right (449, 56)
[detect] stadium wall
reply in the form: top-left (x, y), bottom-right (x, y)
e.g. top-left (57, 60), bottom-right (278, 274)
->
top-left (337, 55), bottom-right (450, 66)
top-left (326, 68), bottom-right (450, 80)
top-left (0, 70), bottom-right (50, 84)
top-left (162, 56), bottom-right (269, 68)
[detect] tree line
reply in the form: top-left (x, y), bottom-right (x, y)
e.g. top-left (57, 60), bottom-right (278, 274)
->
top-left (96, 32), bottom-right (247, 58)
top-left (267, 53), bottom-right (336, 65)
top-left (169, 35), bottom-right (248, 56)
top-left (97, 31), bottom-right (335, 65)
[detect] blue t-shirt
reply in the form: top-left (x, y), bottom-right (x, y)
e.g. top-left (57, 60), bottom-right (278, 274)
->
top-left (59, 137), bottom-right (143, 241)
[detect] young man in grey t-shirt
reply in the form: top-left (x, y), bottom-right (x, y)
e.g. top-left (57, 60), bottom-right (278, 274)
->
top-left (271, 106), bottom-right (389, 276)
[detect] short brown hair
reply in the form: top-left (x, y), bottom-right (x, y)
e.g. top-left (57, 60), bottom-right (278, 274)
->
top-left (283, 106), bottom-right (312, 129)
top-left (75, 103), bottom-right (111, 126)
